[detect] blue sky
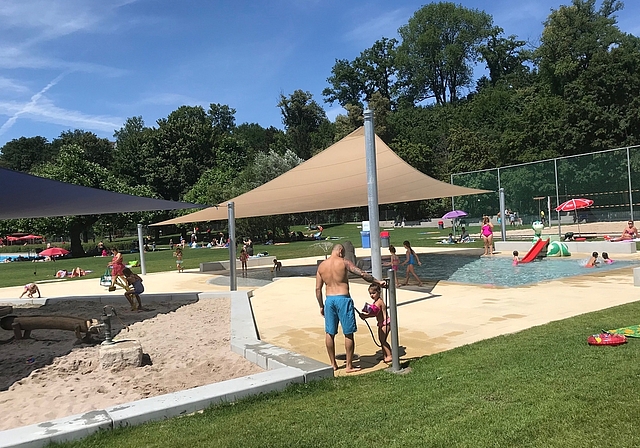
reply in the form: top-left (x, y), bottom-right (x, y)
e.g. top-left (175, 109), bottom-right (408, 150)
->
top-left (0, 0), bottom-right (638, 147)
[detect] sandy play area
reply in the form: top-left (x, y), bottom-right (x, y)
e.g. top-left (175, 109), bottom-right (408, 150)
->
top-left (0, 298), bottom-right (263, 431)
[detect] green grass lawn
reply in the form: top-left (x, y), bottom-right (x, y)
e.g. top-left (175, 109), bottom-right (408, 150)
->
top-left (0, 224), bottom-right (481, 288)
top-left (56, 300), bottom-right (640, 448)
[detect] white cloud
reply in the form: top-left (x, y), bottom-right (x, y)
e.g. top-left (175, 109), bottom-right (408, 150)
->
top-left (344, 8), bottom-right (411, 44)
top-left (0, 73), bottom-right (121, 136)
top-left (0, 77), bottom-right (29, 93)
top-left (0, 98), bottom-right (122, 134)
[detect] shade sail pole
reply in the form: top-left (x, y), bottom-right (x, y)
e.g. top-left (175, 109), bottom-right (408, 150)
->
top-left (228, 202), bottom-right (237, 291)
top-left (137, 224), bottom-right (146, 275)
top-left (364, 110), bottom-right (382, 280)
top-left (499, 188), bottom-right (506, 242)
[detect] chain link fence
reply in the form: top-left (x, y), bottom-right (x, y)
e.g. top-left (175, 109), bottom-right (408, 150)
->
top-left (451, 145), bottom-right (640, 226)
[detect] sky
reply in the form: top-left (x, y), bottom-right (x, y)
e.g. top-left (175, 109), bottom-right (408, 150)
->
top-left (0, 0), bottom-right (639, 147)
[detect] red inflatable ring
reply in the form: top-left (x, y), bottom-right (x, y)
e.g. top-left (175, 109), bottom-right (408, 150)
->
top-left (587, 333), bottom-right (627, 346)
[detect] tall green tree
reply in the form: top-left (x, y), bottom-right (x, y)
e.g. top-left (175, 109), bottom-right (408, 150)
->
top-left (278, 90), bottom-right (330, 159)
top-left (0, 136), bottom-right (54, 172)
top-left (324, 37), bottom-right (399, 109)
top-left (31, 144), bottom-right (156, 256)
top-left (51, 130), bottom-right (115, 170)
top-left (536, 0), bottom-right (623, 95)
top-left (141, 105), bottom-right (216, 200)
top-left (397, 2), bottom-right (494, 105)
top-left (477, 28), bottom-right (533, 88)
top-left (113, 116), bottom-right (154, 186)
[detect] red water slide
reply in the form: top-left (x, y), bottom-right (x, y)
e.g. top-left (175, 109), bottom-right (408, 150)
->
top-left (519, 238), bottom-right (550, 263)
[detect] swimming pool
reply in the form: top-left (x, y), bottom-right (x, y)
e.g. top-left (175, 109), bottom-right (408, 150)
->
top-left (412, 254), bottom-right (638, 287)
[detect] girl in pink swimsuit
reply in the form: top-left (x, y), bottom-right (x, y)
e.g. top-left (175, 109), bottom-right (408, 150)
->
top-left (481, 216), bottom-right (494, 256)
top-left (384, 245), bottom-right (401, 287)
top-left (358, 284), bottom-right (392, 363)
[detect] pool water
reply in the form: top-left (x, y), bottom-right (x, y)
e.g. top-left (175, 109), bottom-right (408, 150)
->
top-left (412, 254), bottom-right (638, 287)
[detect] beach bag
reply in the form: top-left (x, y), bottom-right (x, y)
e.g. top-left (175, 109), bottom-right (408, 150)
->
top-left (100, 267), bottom-right (112, 287)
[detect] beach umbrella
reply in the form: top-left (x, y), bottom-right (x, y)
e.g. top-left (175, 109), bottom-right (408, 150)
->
top-left (39, 247), bottom-right (69, 257)
top-left (18, 234), bottom-right (42, 242)
top-left (442, 210), bottom-right (468, 237)
top-left (555, 198), bottom-right (594, 235)
top-left (442, 210), bottom-right (468, 219)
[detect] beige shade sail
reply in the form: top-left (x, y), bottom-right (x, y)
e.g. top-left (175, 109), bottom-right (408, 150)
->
top-left (153, 127), bottom-right (490, 225)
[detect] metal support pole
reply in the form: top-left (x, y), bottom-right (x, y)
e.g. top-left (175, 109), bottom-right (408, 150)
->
top-left (547, 196), bottom-right (552, 229)
top-left (387, 269), bottom-right (400, 372)
top-left (555, 159), bottom-right (561, 238)
top-left (450, 174), bottom-right (455, 211)
top-left (136, 224), bottom-right (146, 275)
top-left (499, 188), bottom-right (506, 241)
top-left (627, 147), bottom-right (634, 220)
top-left (228, 202), bottom-right (237, 291)
top-left (364, 109), bottom-right (382, 280)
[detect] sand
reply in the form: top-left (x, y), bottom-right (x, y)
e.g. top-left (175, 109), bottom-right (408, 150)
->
top-left (0, 298), bottom-right (264, 431)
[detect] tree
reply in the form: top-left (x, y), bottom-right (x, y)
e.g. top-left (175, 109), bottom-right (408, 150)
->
top-left (323, 38), bottom-right (399, 109)
top-left (397, 2), bottom-right (494, 105)
top-left (536, 0), bottom-right (623, 95)
top-left (141, 105), bottom-right (216, 200)
top-left (31, 144), bottom-right (156, 257)
top-left (51, 130), bottom-right (115, 170)
top-left (113, 116), bottom-right (154, 186)
top-left (278, 90), bottom-right (330, 159)
top-left (478, 28), bottom-right (533, 88)
top-left (0, 136), bottom-right (54, 172)
top-left (234, 123), bottom-right (284, 155)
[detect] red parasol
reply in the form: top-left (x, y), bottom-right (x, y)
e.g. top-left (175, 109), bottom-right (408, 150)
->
top-left (556, 198), bottom-right (594, 236)
top-left (39, 247), bottom-right (69, 257)
top-left (555, 198), bottom-right (594, 212)
top-left (18, 234), bottom-right (43, 241)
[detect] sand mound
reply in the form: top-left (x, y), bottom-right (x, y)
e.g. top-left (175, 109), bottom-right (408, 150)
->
top-left (0, 298), bottom-right (263, 430)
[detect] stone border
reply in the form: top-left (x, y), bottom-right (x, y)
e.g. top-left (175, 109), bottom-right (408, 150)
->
top-left (0, 291), bottom-right (333, 448)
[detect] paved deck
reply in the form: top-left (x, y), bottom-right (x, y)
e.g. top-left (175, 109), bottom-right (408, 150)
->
top-left (2, 240), bottom-right (640, 445)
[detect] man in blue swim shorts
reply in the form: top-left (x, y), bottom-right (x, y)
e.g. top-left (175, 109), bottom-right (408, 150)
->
top-left (316, 243), bottom-right (387, 373)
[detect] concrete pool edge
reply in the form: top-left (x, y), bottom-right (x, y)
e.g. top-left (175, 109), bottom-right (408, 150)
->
top-left (0, 291), bottom-right (334, 448)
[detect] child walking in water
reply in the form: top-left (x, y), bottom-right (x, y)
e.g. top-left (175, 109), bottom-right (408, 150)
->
top-left (239, 248), bottom-right (249, 276)
top-left (401, 240), bottom-right (423, 287)
top-left (174, 247), bottom-right (183, 273)
top-left (358, 283), bottom-right (392, 363)
top-left (383, 245), bottom-right (401, 287)
top-left (512, 250), bottom-right (519, 266)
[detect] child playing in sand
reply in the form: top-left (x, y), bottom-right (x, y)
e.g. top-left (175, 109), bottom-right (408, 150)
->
top-left (512, 250), bottom-right (519, 266)
top-left (239, 248), bottom-right (249, 276)
top-left (586, 251), bottom-right (599, 268)
top-left (123, 267), bottom-right (143, 311)
top-left (358, 283), bottom-right (392, 363)
top-left (271, 257), bottom-right (282, 272)
top-left (383, 245), bottom-right (401, 287)
top-left (174, 247), bottom-right (183, 273)
top-left (19, 283), bottom-right (41, 299)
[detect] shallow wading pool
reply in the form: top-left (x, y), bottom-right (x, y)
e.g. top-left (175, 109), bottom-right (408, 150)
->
top-left (412, 253), bottom-right (638, 287)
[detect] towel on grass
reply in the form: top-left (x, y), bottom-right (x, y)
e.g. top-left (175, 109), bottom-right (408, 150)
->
top-left (606, 325), bottom-right (640, 338)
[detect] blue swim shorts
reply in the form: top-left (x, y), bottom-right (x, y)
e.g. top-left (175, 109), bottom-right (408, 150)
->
top-left (324, 295), bottom-right (357, 336)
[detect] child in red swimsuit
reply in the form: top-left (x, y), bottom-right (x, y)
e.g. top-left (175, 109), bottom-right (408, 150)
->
top-left (358, 284), bottom-right (392, 363)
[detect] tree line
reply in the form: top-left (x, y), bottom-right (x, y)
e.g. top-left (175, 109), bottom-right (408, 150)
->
top-left (2, 0), bottom-right (639, 254)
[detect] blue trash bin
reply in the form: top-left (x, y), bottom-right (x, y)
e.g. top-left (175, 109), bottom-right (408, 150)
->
top-left (360, 231), bottom-right (370, 249)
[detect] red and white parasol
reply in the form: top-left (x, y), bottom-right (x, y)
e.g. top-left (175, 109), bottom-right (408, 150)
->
top-left (556, 198), bottom-right (594, 236)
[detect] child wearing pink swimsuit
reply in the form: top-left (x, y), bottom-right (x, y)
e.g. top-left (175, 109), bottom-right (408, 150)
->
top-left (358, 284), bottom-right (392, 363)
